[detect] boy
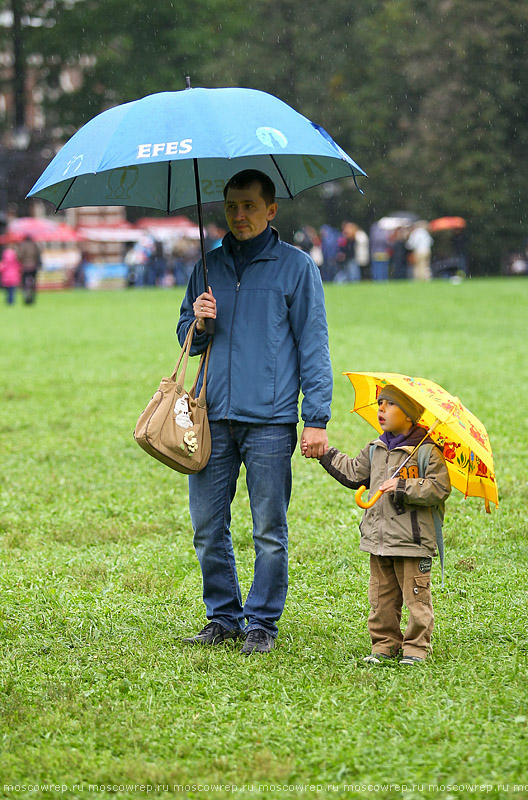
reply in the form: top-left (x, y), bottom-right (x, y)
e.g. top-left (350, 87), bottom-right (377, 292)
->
top-left (312, 385), bottom-right (451, 665)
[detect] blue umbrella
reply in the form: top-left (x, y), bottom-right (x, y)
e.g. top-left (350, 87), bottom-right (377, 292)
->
top-left (28, 85), bottom-right (366, 322)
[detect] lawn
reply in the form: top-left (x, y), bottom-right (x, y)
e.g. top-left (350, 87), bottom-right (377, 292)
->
top-left (0, 278), bottom-right (527, 800)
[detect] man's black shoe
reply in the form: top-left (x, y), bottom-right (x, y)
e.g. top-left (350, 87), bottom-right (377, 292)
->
top-left (183, 621), bottom-right (242, 645)
top-left (241, 628), bottom-right (275, 655)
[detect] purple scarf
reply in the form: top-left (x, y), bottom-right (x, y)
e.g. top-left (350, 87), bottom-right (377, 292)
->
top-left (380, 424), bottom-right (429, 451)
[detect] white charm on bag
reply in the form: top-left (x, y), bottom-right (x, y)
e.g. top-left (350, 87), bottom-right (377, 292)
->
top-left (174, 394), bottom-right (193, 428)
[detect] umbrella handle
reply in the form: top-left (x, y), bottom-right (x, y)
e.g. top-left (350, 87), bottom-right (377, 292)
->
top-left (203, 318), bottom-right (215, 335)
top-left (355, 486), bottom-right (383, 509)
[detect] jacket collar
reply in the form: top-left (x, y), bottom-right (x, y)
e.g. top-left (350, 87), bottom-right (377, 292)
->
top-left (221, 225), bottom-right (280, 264)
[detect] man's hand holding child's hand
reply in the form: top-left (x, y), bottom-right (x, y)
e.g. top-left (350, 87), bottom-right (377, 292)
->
top-left (300, 428), bottom-right (329, 459)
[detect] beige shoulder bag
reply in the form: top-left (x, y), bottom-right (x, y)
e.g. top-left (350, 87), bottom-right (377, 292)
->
top-left (134, 321), bottom-right (212, 474)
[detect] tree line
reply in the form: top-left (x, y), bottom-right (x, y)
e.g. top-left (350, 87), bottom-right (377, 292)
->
top-left (2, 0), bottom-right (527, 273)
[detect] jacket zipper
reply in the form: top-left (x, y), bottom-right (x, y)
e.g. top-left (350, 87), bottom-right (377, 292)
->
top-left (225, 279), bottom-right (241, 417)
top-left (221, 245), bottom-right (276, 418)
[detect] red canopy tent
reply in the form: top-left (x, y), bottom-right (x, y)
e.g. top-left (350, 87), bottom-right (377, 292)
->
top-left (0, 217), bottom-right (83, 243)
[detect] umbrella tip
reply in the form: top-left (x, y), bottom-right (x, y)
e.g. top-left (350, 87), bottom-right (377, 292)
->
top-left (185, 76), bottom-right (191, 89)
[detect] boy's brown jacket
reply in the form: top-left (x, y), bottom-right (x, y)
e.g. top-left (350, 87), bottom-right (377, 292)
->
top-left (319, 438), bottom-right (451, 558)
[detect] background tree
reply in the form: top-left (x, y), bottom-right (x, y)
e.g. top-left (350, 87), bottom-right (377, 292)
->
top-left (4, 0), bottom-right (527, 273)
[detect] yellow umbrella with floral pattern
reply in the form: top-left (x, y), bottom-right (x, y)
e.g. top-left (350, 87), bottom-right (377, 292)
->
top-left (345, 371), bottom-right (498, 512)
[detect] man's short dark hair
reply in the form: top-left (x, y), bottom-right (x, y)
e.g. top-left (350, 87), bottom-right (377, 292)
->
top-left (224, 170), bottom-right (276, 205)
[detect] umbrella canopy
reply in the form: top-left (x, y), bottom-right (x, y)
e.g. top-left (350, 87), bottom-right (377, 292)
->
top-left (27, 87), bottom-right (366, 212)
top-left (345, 371), bottom-right (498, 512)
top-left (429, 217), bottom-right (466, 232)
top-left (27, 86), bottom-right (366, 333)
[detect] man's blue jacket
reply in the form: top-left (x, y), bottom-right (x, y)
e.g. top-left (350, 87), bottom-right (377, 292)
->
top-left (177, 228), bottom-right (332, 427)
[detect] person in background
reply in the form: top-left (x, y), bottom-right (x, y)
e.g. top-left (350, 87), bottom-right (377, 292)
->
top-left (369, 222), bottom-right (391, 281)
top-left (407, 221), bottom-right (433, 281)
top-left (354, 224), bottom-right (370, 281)
top-left (204, 223), bottom-right (224, 251)
top-left (0, 246), bottom-right (22, 305)
top-left (17, 235), bottom-right (41, 304)
top-left (74, 250), bottom-right (89, 288)
top-left (452, 227), bottom-right (469, 276)
top-left (335, 222), bottom-right (360, 282)
top-left (293, 226), bottom-right (323, 273)
top-left (319, 224), bottom-right (340, 282)
top-left (390, 227), bottom-right (409, 280)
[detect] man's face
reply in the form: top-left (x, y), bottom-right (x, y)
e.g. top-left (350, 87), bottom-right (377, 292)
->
top-left (224, 182), bottom-right (278, 241)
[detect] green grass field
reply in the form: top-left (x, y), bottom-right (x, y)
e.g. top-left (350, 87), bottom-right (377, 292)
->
top-left (1, 278), bottom-right (527, 800)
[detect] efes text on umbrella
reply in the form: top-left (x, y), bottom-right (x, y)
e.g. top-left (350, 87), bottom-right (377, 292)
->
top-left (201, 179), bottom-right (227, 197)
top-left (136, 140), bottom-right (193, 159)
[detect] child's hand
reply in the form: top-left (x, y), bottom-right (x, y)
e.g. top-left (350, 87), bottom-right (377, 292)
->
top-left (380, 478), bottom-right (398, 493)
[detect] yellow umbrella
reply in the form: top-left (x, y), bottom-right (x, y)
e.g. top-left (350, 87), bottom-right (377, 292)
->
top-left (345, 371), bottom-right (498, 512)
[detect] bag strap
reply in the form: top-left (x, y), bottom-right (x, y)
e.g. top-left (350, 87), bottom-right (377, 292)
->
top-left (171, 321), bottom-right (212, 406)
top-left (193, 340), bottom-right (212, 408)
top-left (170, 321), bottom-right (196, 386)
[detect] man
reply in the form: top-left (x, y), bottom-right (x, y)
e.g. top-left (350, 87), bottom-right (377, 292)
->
top-left (369, 222), bottom-right (391, 282)
top-left (335, 222), bottom-right (360, 282)
top-left (407, 221), bottom-right (433, 281)
top-left (17, 235), bottom-right (41, 304)
top-left (177, 169), bottom-right (332, 654)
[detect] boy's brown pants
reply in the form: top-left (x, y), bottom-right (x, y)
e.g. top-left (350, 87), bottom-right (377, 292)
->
top-left (368, 554), bottom-right (434, 659)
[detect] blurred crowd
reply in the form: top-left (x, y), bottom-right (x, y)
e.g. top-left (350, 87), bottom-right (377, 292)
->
top-left (1, 215), bottom-right (470, 303)
top-left (293, 217), bottom-right (468, 283)
top-left (122, 216), bottom-right (469, 291)
top-left (123, 224), bottom-right (223, 289)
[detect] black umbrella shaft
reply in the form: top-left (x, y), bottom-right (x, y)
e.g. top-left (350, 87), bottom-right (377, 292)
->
top-left (193, 159), bottom-right (208, 292)
top-left (192, 158), bottom-right (214, 335)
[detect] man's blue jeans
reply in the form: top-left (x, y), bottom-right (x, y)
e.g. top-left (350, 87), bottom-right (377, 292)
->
top-left (188, 421), bottom-right (297, 638)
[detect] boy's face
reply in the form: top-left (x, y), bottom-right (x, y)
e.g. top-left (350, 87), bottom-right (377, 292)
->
top-left (377, 398), bottom-right (413, 436)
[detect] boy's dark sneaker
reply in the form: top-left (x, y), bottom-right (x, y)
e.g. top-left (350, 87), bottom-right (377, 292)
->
top-left (363, 652), bottom-right (396, 665)
top-left (183, 621), bottom-right (242, 645)
top-left (241, 628), bottom-right (275, 655)
top-left (400, 655), bottom-right (426, 665)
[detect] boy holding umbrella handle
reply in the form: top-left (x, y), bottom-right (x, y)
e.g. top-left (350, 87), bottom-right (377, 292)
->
top-left (306, 385), bottom-right (451, 665)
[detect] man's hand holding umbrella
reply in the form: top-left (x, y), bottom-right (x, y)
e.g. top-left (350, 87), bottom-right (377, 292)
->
top-left (193, 287), bottom-right (216, 333)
